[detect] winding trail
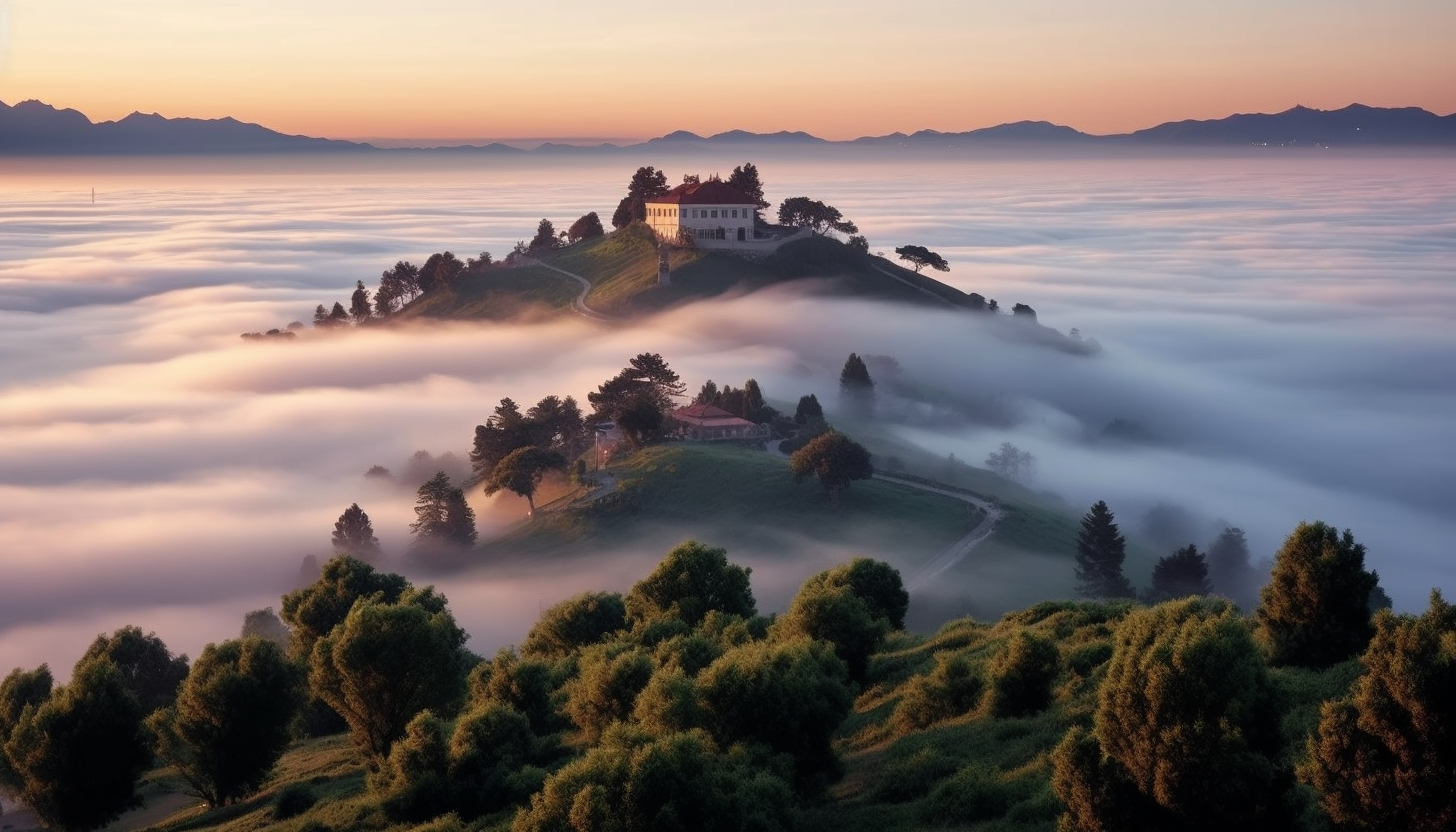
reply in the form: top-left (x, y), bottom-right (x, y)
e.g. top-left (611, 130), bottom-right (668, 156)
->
top-left (522, 257), bottom-right (615, 323)
top-left (872, 474), bottom-right (1004, 592)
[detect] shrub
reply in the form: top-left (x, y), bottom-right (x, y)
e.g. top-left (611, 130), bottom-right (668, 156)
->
top-left (625, 541), bottom-right (756, 628)
top-left (920, 764), bottom-right (1011, 825)
top-left (564, 648), bottom-right (655, 742)
top-left (273, 782), bottom-right (319, 820)
top-left (985, 631), bottom-right (1060, 717)
top-left (522, 592), bottom-right (626, 659)
top-left (891, 652), bottom-right (983, 732)
top-left (869, 747), bottom-right (958, 803)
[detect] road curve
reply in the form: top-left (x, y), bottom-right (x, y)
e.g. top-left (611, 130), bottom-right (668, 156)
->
top-left (522, 258), bottom-right (614, 323)
top-left (873, 473), bottom-right (1004, 592)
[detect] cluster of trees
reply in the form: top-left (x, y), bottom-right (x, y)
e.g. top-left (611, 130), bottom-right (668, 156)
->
top-left (2, 509), bottom-right (1448, 831)
top-left (469, 395), bottom-right (590, 516)
top-left (693, 377), bottom-right (779, 424)
top-left (1073, 500), bottom-right (1308, 609)
top-left (776, 196), bottom-right (858, 237)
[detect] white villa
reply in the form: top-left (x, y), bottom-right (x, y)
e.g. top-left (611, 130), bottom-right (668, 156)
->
top-left (644, 179), bottom-right (760, 248)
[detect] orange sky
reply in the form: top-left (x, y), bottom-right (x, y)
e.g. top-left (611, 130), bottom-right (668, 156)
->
top-left (2, 0), bottom-right (1453, 140)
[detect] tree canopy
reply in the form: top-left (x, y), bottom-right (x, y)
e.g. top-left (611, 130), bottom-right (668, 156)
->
top-left (148, 637), bottom-right (304, 807)
top-left (776, 196), bottom-right (858, 236)
top-left (625, 540), bottom-right (756, 628)
top-left (894, 245), bottom-right (949, 273)
top-left (1149, 545), bottom-right (1213, 601)
top-left (612, 166), bottom-right (670, 228)
top-left (78, 625), bottom-right (189, 715)
top-left (527, 218), bottom-right (562, 253)
top-left (1256, 520), bottom-right (1378, 668)
top-left (984, 441), bottom-right (1034, 484)
top-left (789, 430), bottom-right (874, 505)
top-left (3, 658), bottom-right (152, 832)
top-left (567, 211), bottom-right (605, 243)
top-left (726, 162), bottom-right (770, 218)
top-left (482, 446), bottom-right (567, 516)
top-left (1303, 590), bottom-right (1456, 830)
top-left (332, 502), bottom-right (382, 561)
top-left (310, 587), bottom-right (470, 760)
top-left (1055, 598), bottom-right (1286, 831)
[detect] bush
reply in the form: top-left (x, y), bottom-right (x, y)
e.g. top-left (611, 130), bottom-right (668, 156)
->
top-left (920, 764), bottom-right (1011, 825)
top-left (1066, 641), bottom-right (1114, 676)
top-left (564, 648), bottom-right (655, 742)
top-left (625, 541), bottom-right (756, 628)
top-left (985, 632), bottom-right (1060, 717)
top-left (891, 652), bottom-right (983, 732)
top-left (273, 782), bottom-right (318, 820)
top-left (869, 747), bottom-right (958, 803)
top-left (522, 592), bottom-right (626, 659)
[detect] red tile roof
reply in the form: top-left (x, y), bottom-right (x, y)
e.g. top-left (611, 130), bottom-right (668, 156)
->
top-left (670, 402), bottom-right (757, 428)
top-left (645, 180), bottom-right (756, 206)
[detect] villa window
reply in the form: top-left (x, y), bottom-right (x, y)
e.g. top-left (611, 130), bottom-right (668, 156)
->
top-left (731, 209), bottom-right (738, 218)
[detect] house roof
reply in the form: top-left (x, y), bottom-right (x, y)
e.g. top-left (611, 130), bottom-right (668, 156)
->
top-left (670, 402), bottom-right (757, 428)
top-left (645, 180), bottom-right (757, 206)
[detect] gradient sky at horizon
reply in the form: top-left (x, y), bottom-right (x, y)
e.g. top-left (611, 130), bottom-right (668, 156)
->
top-left (1, 0), bottom-right (1453, 139)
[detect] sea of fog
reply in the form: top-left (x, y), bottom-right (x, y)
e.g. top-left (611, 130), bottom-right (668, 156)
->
top-left (2, 150), bottom-right (1453, 678)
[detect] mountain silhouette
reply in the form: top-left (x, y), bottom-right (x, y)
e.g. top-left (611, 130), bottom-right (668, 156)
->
top-left (2, 100), bottom-right (1453, 155)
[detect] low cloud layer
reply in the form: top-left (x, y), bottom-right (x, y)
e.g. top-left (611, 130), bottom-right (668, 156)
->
top-left (1, 151), bottom-right (1452, 677)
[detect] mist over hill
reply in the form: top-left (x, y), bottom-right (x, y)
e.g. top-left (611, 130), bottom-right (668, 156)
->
top-left (3, 99), bottom-right (1454, 155)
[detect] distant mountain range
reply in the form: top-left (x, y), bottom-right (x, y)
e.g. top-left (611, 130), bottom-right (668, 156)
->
top-left (2, 100), bottom-right (1453, 155)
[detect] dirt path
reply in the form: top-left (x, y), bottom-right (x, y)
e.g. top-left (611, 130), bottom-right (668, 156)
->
top-left (871, 473), bottom-right (1004, 592)
top-left (522, 258), bottom-right (614, 322)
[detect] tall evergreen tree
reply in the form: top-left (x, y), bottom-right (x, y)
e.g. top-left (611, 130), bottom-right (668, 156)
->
top-left (794, 394), bottom-right (823, 425)
top-left (1207, 526), bottom-right (1258, 608)
top-left (349, 280), bottom-right (373, 323)
top-left (1256, 521), bottom-right (1378, 668)
top-left (409, 472), bottom-right (477, 553)
top-left (611, 166), bottom-right (670, 228)
top-left (527, 218), bottom-right (562, 253)
top-left (726, 161), bottom-right (770, 220)
top-left (1074, 501), bottom-right (1134, 598)
top-left (332, 503), bottom-right (382, 561)
top-left (1150, 545), bottom-right (1213, 601)
top-left (838, 353), bottom-right (875, 417)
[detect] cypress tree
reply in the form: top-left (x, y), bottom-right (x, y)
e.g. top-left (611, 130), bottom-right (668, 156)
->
top-left (1075, 501), bottom-right (1134, 598)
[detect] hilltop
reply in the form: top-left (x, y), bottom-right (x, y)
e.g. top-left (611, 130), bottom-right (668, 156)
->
top-left (392, 226), bottom-right (1093, 354)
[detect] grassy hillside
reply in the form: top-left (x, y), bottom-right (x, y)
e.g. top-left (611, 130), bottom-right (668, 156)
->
top-left (477, 443), bottom-right (976, 563)
top-left (541, 227), bottom-right (984, 317)
top-left (392, 265), bottom-right (579, 321)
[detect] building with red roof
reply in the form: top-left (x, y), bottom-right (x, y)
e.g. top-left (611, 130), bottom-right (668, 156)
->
top-left (667, 402), bottom-right (771, 441)
top-left (645, 179), bottom-right (760, 248)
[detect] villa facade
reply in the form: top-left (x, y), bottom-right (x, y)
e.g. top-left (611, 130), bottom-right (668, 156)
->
top-left (644, 180), bottom-right (760, 248)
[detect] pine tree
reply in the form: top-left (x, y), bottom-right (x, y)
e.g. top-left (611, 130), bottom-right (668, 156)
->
top-left (839, 353), bottom-right (875, 417)
top-left (349, 280), bottom-right (373, 323)
top-left (332, 503), bottom-right (382, 561)
top-left (409, 472), bottom-right (476, 553)
top-left (1150, 545), bottom-right (1213, 601)
top-left (1207, 526), bottom-right (1258, 608)
top-left (1075, 501), bottom-right (1134, 598)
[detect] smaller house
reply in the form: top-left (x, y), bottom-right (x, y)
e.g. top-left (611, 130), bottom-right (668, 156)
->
top-left (668, 403), bottom-right (770, 441)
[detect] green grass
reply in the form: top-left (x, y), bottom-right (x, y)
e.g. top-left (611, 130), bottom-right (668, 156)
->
top-left (478, 443), bottom-right (975, 562)
top-left (395, 265), bottom-right (578, 321)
